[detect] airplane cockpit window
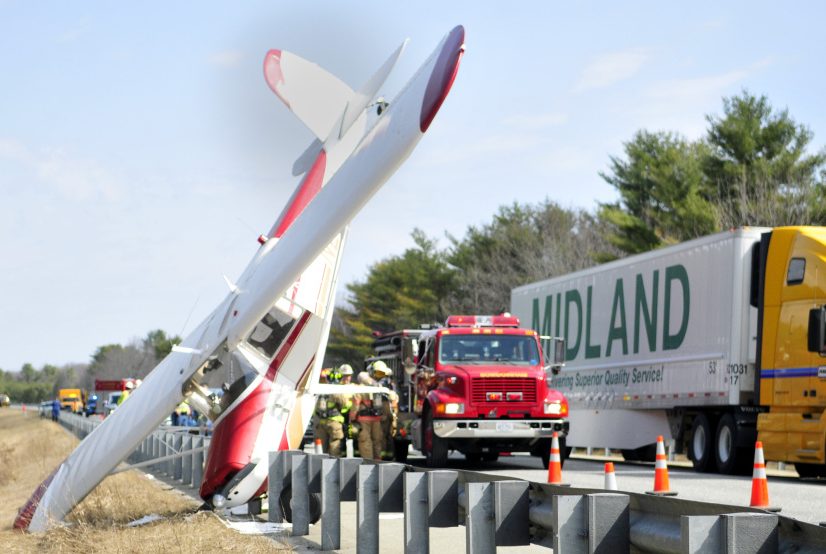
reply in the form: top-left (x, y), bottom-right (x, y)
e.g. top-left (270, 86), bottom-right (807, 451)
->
top-left (218, 350), bottom-right (260, 412)
top-left (247, 307), bottom-right (296, 359)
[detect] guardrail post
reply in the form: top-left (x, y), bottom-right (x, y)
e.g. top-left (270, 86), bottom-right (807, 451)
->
top-left (191, 435), bottom-right (204, 489)
top-left (268, 451), bottom-right (286, 523)
top-left (321, 457), bottom-right (341, 551)
top-left (291, 453), bottom-right (310, 536)
top-left (429, 470), bottom-right (459, 527)
top-left (340, 457), bottom-right (362, 501)
top-left (681, 513), bottom-right (778, 554)
top-left (404, 472), bottom-right (428, 554)
top-left (379, 463), bottom-right (405, 513)
top-left (494, 480), bottom-right (530, 547)
top-left (182, 434), bottom-right (192, 485)
top-left (588, 493), bottom-right (630, 553)
top-left (357, 464), bottom-right (379, 554)
top-left (554, 495), bottom-right (587, 553)
top-left (466, 482), bottom-right (495, 554)
top-left (173, 433), bottom-right (183, 480)
top-left (308, 453), bottom-right (329, 494)
top-left (723, 513), bottom-right (778, 553)
top-left (165, 432), bottom-right (174, 475)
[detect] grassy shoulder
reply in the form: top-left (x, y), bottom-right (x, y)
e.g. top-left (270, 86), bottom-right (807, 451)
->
top-left (0, 408), bottom-right (288, 553)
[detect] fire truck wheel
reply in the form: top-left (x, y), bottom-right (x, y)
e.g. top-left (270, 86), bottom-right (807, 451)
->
top-left (464, 452), bottom-right (482, 464)
top-left (423, 409), bottom-right (448, 467)
top-left (394, 439), bottom-right (410, 463)
top-left (481, 452), bottom-right (499, 463)
top-left (689, 413), bottom-right (716, 473)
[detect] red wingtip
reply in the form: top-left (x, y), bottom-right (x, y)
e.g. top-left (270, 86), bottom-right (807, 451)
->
top-left (420, 25), bottom-right (465, 133)
top-left (13, 467), bottom-right (59, 531)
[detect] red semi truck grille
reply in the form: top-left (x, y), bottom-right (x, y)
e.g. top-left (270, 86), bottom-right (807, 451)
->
top-left (471, 378), bottom-right (537, 404)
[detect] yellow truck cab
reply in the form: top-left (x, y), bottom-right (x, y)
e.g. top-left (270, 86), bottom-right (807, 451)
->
top-left (757, 227), bottom-right (826, 476)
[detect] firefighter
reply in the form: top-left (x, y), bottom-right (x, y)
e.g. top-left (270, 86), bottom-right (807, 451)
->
top-left (350, 372), bottom-right (384, 460)
top-left (371, 360), bottom-right (399, 458)
top-left (118, 381), bottom-right (134, 405)
top-left (339, 364), bottom-right (354, 384)
top-left (314, 369), bottom-right (352, 457)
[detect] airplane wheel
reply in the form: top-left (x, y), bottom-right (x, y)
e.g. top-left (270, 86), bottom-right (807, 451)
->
top-left (278, 484), bottom-right (321, 524)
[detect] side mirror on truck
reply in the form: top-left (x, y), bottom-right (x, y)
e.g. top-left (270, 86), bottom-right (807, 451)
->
top-left (541, 336), bottom-right (566, 375)
top-left (808, 306), bottom-right (826, 354)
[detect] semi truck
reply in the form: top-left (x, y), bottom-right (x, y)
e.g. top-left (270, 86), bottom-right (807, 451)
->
top-left (368, 314), bottom-right (569, 467)
top-left (511, 226), bottom-right (826, 476)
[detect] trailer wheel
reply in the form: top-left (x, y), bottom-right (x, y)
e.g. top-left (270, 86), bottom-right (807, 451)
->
top-left (714, 413), bottom-right (751, 475)
top-left (423, 408), bottom-right (448, 467)
top-left (689, 413), bottom-right (715, 472)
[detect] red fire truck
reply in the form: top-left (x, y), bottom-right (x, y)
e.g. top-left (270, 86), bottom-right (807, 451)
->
top-left (368, 314), bottom-right (569, 467)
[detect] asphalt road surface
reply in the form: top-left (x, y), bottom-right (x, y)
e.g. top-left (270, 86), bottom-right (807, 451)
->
top-left (405, 449), bottom-right (826, 526)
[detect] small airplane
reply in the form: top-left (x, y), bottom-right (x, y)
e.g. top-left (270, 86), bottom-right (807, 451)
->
top-left (15, 25), bottom-right (464, 531)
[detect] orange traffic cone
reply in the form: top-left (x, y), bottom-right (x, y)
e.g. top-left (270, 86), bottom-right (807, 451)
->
top-left (750, 441), bottom-right (780, 512)
top-left (314, 438), bottom-right (323, 454)
top-left (646, 435), bottom-right (678, 496)
top-left (547, 432), bottom-right (568, 485)
top-left (604, 462), bottom-right (618, 490)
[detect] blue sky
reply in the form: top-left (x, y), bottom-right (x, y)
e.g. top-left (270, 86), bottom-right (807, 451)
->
top-left (2, 1), bottom-right (824, 370)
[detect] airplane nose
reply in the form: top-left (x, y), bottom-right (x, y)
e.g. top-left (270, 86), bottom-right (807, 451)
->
top-left (420, 25), bottom-right (465, 133)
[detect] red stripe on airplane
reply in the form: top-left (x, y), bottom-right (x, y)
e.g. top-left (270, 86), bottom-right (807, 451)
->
top-left (271, 151), bottom-right (327, 238)
top-left (199, 312), bottom-right (311, 499)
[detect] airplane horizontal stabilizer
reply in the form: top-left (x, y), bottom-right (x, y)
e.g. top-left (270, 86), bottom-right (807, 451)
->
top-left (263, 49), bottom-right (353, 140)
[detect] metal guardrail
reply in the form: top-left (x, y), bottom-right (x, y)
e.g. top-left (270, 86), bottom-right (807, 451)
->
top-left (58, 411), bottom-right (211, 494)
top-left (267, 450), bottom-right (826, 554)
top-left (57, 412), bottom-right (826, 553)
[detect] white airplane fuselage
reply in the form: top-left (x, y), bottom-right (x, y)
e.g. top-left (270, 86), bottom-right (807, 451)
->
top-left (16, 25), bottom-right (464, 530)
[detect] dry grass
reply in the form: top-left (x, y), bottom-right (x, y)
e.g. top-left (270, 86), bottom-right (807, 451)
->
top-left (0, 409), bottom-right (290, 552)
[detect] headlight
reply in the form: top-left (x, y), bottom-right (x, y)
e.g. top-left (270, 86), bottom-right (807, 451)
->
top-left (544, 401), bottom-right (562, 415)
top-left (445, 402), bottom-right (464, 414)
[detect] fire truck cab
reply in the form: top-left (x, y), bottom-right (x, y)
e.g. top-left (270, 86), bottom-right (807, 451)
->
top-left (370, 314), bottom-right (569, 467)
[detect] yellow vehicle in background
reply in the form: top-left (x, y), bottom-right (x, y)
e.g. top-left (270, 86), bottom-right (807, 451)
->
top-left (58, 388), bottom-right (84, 413)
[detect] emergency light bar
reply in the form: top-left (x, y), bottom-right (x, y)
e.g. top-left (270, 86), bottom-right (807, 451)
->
top-left (445, 314), bottom-right (520, 328)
